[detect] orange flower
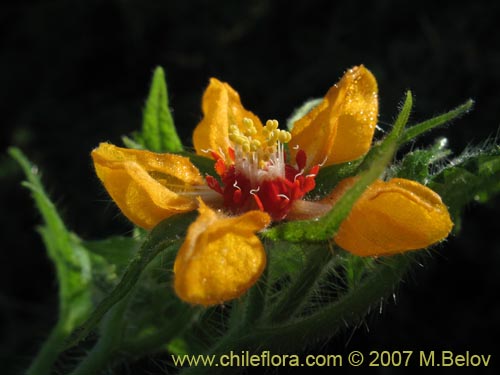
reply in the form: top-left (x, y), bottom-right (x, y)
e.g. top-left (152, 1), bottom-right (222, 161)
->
top-left (92, 65), bottom-right (453, 306)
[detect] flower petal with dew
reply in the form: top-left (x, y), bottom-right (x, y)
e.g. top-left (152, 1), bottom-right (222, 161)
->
top-left (193, 78), bottom-right (264, 162)
top-left (174, 200), bottom-right (271, 306)
top-left (289, 65), bottom-right (378, 168)
top-left (91, 143), bottom-right (216, 229)
top-left (325, 178), bottom-right (453, 256)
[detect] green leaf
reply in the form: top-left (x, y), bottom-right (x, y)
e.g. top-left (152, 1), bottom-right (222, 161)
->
top-left (8, 147), bottom-right (93, 375)
top-left (428, 145), bottom-right (500, 230)
top-left (135, 66), bottom-right (183, 152)
top-left (286, 97), bottom-right (322, 130)
top-left (83, 236), bottom-right (141, 299)
top-left (84, 236), bottom-right (140, 271)
top-left (65, 211), bottom-right (197, 349)
top-left (399, 99), bottom-right (474, 145)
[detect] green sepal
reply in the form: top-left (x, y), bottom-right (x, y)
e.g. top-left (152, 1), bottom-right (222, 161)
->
top-left (357, 91), bottom-right (413, 172)
top-left (399, 99), bottom-right (474, 146)
top-left (134, 67), bottom-right (183, 152)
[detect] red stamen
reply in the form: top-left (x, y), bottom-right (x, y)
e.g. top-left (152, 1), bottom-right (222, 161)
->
top-left (205, 146), bottom-right (321, 221)
top-left (205, 175), bottom-right (223, 194)
top-left (309, 165), bottom-right (320, 176)
top-left (233, 189), bottom-right (242, 204)
top-left (252, 193), bottom-right (264, 211)
top-left (303, 177), bottom-right (316, 193)
top-left (296, 149), bottom-right (307, 170)
top-left (210, 150), bottom-right (222, 161)
top-left (228, 147), bottom-right (235, 161)
top-left (215, 158), bottom-right (226, 176)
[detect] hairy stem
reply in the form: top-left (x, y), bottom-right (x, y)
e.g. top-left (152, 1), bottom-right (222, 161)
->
top-left (69, 296), bottom-right (130, 375)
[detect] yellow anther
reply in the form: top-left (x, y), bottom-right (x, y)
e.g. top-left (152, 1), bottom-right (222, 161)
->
top-left (228, 117), bottom-right (290, 168)
top-left (267, 137), bottom-right (277, 147)
top-left (278, 130), bottom-right (292, 144)
top-left (241, 117), bottom-right (256, 136)
top-left (250, 139), bottom-right (261, 151)
top-left (230, 133), bottom-right (248, 147)
top-left (228, 132), bottom-right (239, 143)
top-left (265, 119), bottom-right (279, 131)
top-left (243, 117), bottom-right (254, 127)
top-left (229, 124), bottom-right (240, 134)
top-left (242, 142), bottom-right (251, 153)
top-left (240, 135), bottom-right (250, 145)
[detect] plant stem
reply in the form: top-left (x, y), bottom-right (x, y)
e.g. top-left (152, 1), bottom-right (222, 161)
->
top-left (179, 255), bottom-right (412, 375)
top-left (267, 244), bottom-right (332, 323)
top-left (251, 254), bottom-right (412, 351)
top-left (26, 323), bottom-right (66, 375)
top-left (241, 261), bottom-right (269, 327)
top-left (69, 295), bottom-right (130, 375)
top-left (223, 255), bottom-right (410, 352)
top-left (121, 304), bottom-right (200, 359)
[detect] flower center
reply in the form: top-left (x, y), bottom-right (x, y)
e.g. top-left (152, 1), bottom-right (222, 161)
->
top-left (206, 118), bottom-right (320, 221)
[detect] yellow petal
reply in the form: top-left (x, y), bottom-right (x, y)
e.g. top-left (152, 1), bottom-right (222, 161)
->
top-left (192, 78), bottom-right (263, 160)
top-left (174, 200), bottom-right (271, 306)
top-left (290, 65), bottom-right (378, 167)
top-left (91, 143), bottom-right (205, 229)
top-left (331, 178), bottom-right (453, 256)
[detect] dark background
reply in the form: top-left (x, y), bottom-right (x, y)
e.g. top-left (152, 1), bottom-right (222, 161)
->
top-left (1, 0), bottom-right (499, 374)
